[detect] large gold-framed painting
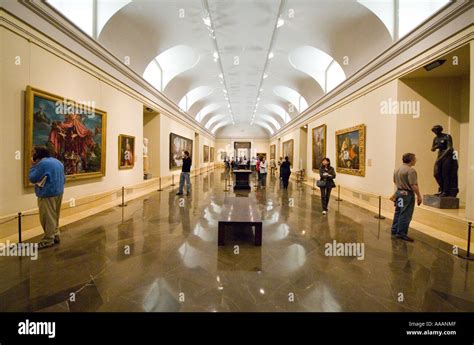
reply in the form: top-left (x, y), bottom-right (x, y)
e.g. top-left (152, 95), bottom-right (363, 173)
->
top-left (118, 134), bottom-right (135, 170)
top-left (335, 124), bottom-right (366, 176)
top-left (312, 124), bottom-right (326, 171)
top-left (270, 144), bottom-right (276, 160)
top-left (282, 139), bottom-right (294, 167)
top-left (210, 147), bottom-right (215, 162)
top-left (24, 86), bottom-right (107, 186)
top-left (170, 133), bottom-right (193, 170)
top-left (203, 145), bottom-right (210, 163)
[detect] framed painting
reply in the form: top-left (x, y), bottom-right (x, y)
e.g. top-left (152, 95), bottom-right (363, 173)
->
top-left (210, 147), bottom-right (215, 162)
top-left (335, 124), bottom-right (366, 176)
top-left (24, 86), bottom-right (106, 186)
top-left (118, 134), bottom-right (135, 169)
top-left (256, 152), bottom-right (267, 160)
top-left (203, 145), bottom-right (210, 163)
top-left (270, 144), bottom-right (276, 160)
top-left (312, 124), bottom-right (326, 171)
top-left (282, 139), bottom-right (294, 167)
top-left (170, 133), bottom-right (193, 170)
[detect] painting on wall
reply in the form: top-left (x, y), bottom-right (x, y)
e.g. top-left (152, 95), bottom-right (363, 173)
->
top-left (24, 86), bottom-right (106, 186)
top-left (203, 145), bottom-right (210, 163)
top-left (312, 124), bottom-right (327, 171)
top-left (282, 139), bottom-right (294, 167)
top-left (335, 124), bottom-right (366, 176)
top-left (257, 152), bottom-right (267, 160)
top-left (170, 133), bottom-right (193, 170)
top-left (210, 147), bottom-right (215, 162)
top-left (270, 144), bottom-right (276, 160)
top-left (118, 134), bottom-right (135, 169)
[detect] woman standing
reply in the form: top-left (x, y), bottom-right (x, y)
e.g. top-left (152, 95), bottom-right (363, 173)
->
top-left (280, 156), bottom-right (291, 189)
top-left (319, 158), bottom-right (336, 215)
top-left (260, 157), bottom-right (268, 188)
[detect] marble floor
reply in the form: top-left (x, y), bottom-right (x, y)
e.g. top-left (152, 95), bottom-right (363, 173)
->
top-left (1, 170), bottom-right (473, 312)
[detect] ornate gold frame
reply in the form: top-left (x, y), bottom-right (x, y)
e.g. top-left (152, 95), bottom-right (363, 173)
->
top-left (118, 134), bottom-right (135, 170)
top-left (312, 124), bottom-right (327, 171)
top-left (24, 86), bottom-right (107, 186)
top-left (210, 147), bottom-right (215, 162)
top-left (335, 124), bottom-right (366, 177)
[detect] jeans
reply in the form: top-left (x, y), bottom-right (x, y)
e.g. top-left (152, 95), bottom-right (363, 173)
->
top-left (260, 173), bottom-right (267, 187)
top-left (320, 187), bottom-right (332, 211)
top-left (178, 172), bottom-right (191, 194)
top-left (391, 190), bottom-right (415, 237)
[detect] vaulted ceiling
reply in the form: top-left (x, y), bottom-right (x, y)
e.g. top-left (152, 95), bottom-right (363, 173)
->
top-left (48, 0), bottom-right (449, 138)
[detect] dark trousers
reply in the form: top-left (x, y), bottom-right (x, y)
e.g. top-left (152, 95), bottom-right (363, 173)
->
top-left (320, 187), bottom-right (332, 211)
top-left (391, 190), bottom-right (415, 237)
top-left (282, 175), bottom-right (290, 189)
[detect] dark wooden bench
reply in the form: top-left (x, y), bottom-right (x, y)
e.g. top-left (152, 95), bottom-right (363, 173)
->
top-left (218, 197), bottom-right (262, 246)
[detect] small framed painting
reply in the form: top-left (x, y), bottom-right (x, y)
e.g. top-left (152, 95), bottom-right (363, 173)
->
top-left (118, 134), bottom-right (135, 169)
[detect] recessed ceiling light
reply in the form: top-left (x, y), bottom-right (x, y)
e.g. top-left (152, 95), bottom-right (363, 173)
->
top-left (277, 17), bottom-right (285, 28)
top-left (219, 73), bottom-right (223, 79)
top-left (202, 14), bottom-right (211, 27)
top-left (263, 74), bottom-right (268, 79)
top-left (223, 89), bottom-right (227, 93)
top-left (268, 52), bottom-right (274, 59)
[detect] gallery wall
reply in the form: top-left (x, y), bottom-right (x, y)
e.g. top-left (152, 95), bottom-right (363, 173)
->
top-left (1, 26), bottom-right (144, 215)
top-left (304, 81), bottom-right (399, 197)
top-left (215, 139), bottom-right (270, 162)
top-left (396, 76), bottom-right (470, 204)
top-left (0, 20), bottom-right (216, 218)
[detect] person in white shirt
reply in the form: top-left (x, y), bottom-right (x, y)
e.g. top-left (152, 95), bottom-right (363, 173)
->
top-left (259, 157), bottom-right (268, 188)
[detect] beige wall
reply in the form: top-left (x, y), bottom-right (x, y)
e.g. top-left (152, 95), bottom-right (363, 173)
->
top-left (1, 27), bottom-right (144, 215)
top-left (396, 76), bottom-right (470, 204)
top-left (304, 81), bottom-right (398, 196)
top-left (143, 111), bottom-right (160, 177)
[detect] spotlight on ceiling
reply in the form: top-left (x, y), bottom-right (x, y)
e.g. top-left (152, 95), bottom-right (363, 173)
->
top-left (202, 14), bottom-right (211, 27)
top-left (263, 74), bottom-right (268, 79)
top-left (268, 52), bottom-right (274, 60)
top-left (277, 17), bottom-right (285, 28)
top-left (219, 73), bottom-right (223, 79)
top-left (213, 51), bottom-right (219, 61)
top-left (424, 59), bottom-right (446, 71)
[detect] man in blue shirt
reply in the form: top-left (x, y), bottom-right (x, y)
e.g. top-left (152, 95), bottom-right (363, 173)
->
top-left (29, 146), bottom-right (65, 249)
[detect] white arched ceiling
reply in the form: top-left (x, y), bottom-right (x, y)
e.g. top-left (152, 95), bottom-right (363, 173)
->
top-left (155, 45), bottom-right (200, 90)
top-left (288, 46), bottom-right (346, 93)
top-left (254, 121), bottom-right (274, 135)
top-left (265, 104), bottom-right (290, 124)
top-left (49, 0), bottom-right (450, 138)
top-left (258, 114), bottom-right (281, 131)
top-left (273, 86), bottom-right (308, 113)
top-left (205, 114), bottom-right (227, 129)
top-left (196, 103), bottom-right (221, 122)
top-left (178, 86), bottom-right (213, 112)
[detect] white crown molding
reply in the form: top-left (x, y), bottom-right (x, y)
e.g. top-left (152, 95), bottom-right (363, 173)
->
top-left (2, 0), bottom-right (215, 140)
top-left (272, 0), bottom-right (473, 139)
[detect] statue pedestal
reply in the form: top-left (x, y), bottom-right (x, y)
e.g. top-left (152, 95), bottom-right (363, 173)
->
top-left (423, 194), bottom-right (459, 209)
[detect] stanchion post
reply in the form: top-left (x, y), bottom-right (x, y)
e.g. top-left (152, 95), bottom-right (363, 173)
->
top-left (17, 212), bottom-right (22, 243)
top-left (157, 177), bottom-right (163, 191)
top-left (171, 174), bottom-right (176, 186)
top-left (119, 186), bottom-right (127, 207)
top-left (223, 176), bottom-right (229, 192)
top-left (335, 185), bottom-right (343, 202)
top-left (374, 195), bottom-right (386, 220)
top-left (312, 177), bottom-right (316, 191)
top-left (458, 222), bottom-right (474, 260)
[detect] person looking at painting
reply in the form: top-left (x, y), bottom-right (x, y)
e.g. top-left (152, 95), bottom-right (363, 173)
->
top-left (280, 156), bottom-right (291, 190)
top-left (391, 153), bottom-right (422, 242)
top-left (29, 146), bottom-right (65, 249)
top-left (176, 151), bottom-right (192, 196)
top-left (318, 158), bottom-right (336, 215)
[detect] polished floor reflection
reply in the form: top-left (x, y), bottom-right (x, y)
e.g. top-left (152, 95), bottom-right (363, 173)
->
top-left (1, 170), bottom-right (473, 312)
